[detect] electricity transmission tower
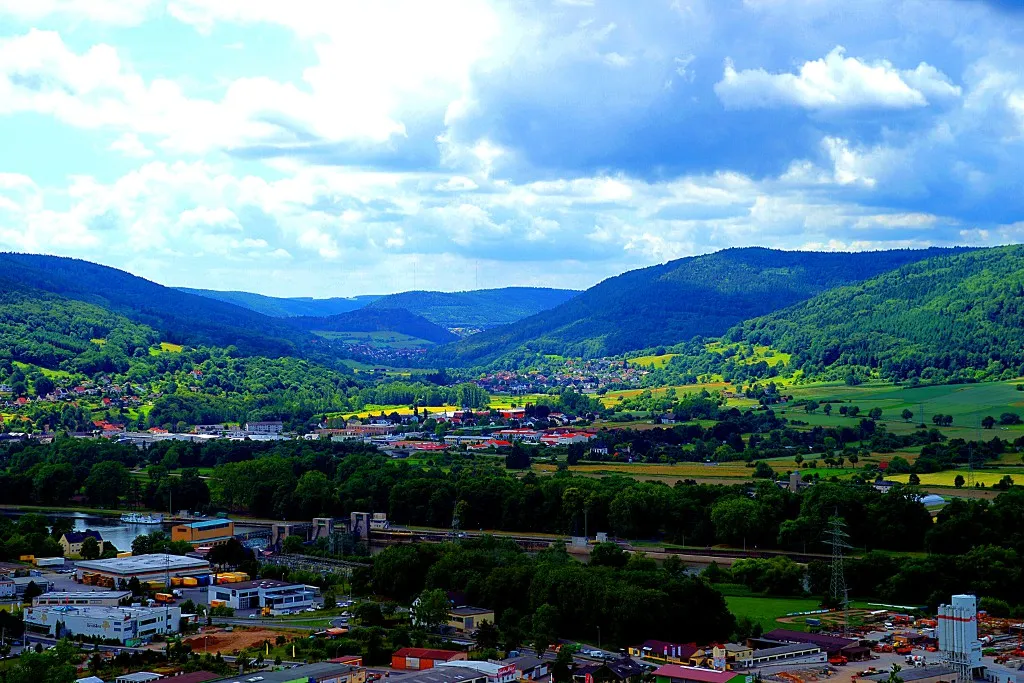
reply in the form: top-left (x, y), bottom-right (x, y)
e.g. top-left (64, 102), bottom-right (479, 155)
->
top-left (448, 503), bottom-right (461, 542)
top-left (823, 513), bottom-right (852, 634)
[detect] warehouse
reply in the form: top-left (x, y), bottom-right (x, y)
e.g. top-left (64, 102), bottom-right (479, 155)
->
top-left (392, 648), bottom-right (468, 671)
top-left (171, 519), bottom-right (235, 548)
top-left (653, 665), bottom-right (748, 683)
top-left (76, 554), bottom-right (211, 585)
top-left (24, 604), bottom-right (180, 643)
top-left (390, 667), bottom-right (487, 683)
top-left (34, 590), bottom-right (132, 607)
top-left (436, 660), bottom-right (518, 683)
top-left (212, 662), bottom-right (365, 683)
top-left (207, 578), bottom-right (317, 615)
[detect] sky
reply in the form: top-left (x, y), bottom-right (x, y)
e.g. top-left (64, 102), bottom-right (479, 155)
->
top-left (1, 0), bottom-right (1023, 297)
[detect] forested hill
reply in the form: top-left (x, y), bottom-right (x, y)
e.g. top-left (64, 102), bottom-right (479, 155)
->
top-left (178, 288), bottom-right (382, 318)
top-left (435, 246), bottom-right (969, 366)
top-left (364, 287), bottom-right (579, 330)
top-left (0, 253), bottom-right (305, 357)
top-left (723, 245), bottom-right (1024, 383)
top-left (288, 308), bottom-right (460, 345)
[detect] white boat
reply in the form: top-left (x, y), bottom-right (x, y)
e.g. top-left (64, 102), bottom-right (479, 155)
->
top-left (120, 512), bottom-right (164, 525)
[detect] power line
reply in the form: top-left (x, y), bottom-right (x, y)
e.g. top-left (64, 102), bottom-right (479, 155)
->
top-left (823, 512), bottom-right (852, 635)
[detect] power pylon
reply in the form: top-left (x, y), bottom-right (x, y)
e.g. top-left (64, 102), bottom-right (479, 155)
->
top-left (823, 513), bottom-right (852, 634)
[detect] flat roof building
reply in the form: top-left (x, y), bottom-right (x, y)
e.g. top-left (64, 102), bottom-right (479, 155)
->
top-left (392, 648), bottom-right (469, 671)
top-left (390, 667), bottom-right (487, 683)
top-left (76, 554), bottom-right (211, 584)
top-left (115, 674), bottom-right (162, 683)
top-left (447, 606), bottom-right (495, 633)
top-left (211, 662), bottom-right (365, 683)
top-left (208, 579), bottom-right (317, 615)
top-left (34, 590), bottom-right (132, 607)
top-left (171, 519), bottom-right (235, 548)
top-left (435, 661), bottom-right (517, 683)
top-left (25, 604), bottom-right (180, 643)
top-left (653, 665), bottom-right (747, 683)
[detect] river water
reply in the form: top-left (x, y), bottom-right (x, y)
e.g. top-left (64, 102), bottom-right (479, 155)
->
top-left (2, 510), bottom-right (260, 552)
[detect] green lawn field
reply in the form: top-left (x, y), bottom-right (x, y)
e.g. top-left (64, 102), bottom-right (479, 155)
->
top-left (724, 594), bottom-right (823, 632)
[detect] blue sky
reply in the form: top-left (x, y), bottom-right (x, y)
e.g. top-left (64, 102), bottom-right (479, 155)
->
top-left (0, 0), bottom-right (1023, 296)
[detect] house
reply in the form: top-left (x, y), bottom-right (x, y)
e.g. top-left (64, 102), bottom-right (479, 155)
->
top-left (652, 665), bottom-right (746, 683)
top-left (447, 606), bottom-right (495, 633)
top-left (628, 641), bottom-right (698, 664)
top-left (573, 658), bottom-right (646, 683)
top-left (0, 577), bottom-right (15, 598)
top-left (60, 530), bottom-right (104, 557)
top-left (391, 648), bottom-right (468, 671)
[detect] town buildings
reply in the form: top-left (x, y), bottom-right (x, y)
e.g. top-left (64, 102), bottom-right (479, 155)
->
top-left (392, 648), bottom-right (469, 671)
top-left (75, 554), bottom-right (212, 585)
top-left (208, 579), bottom-right (317, 615)
top-left (24, 604), bottom-right (180, 643)
top-left (33, 590), bottom-right (132, 607)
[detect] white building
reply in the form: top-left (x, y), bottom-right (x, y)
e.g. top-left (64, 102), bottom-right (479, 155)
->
top-left (208, 579), bottom-right (316, 615)
top-left (245, 421), bottom-right (284, 435)
top-left (115, 674), bottom-right (163, 683)
top-left (75, 553), bottom-right (211, 584)
top-left (24, 604), bottom-right (180, 643)
top-left (34, 591), bottom-right (132, 607)
top-left (436, 661), bottom-right (519, 683)
top-left (0, 577), bottom-right (15, 598)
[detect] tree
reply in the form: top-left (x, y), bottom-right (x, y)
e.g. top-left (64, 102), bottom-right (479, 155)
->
top-left (475, 620), bottom-right (499, 650)
top-left (752, 461), bottom-right (775, 479)
top-left (982, 416), bottom-right (996, 429)
top-left (848, 406), bottom-right (861, 417)
top-left (22, 580), bottom-right (43, 603)
top-left (282, 535), bottom-right (305, 554)
top-left (848, 453), bottom-right (859, 467)
top-left (413, 589), bottom-right (451, 631)
top-left (5, 640), bottom-right (78, 683)
top-left (954, 474), bottom-right (965, 488)
top-left (868, 408), bottom-right (883, 420)
top-left (901, 409), bottom-right (913, 423)
top-left (80, 536), bottom-right (101, 560)
top-left (84, 461), bottom-right (129, 507)
top-left (804, 401), bottom-right (819, 414)
top-left (908, 473), bottom-right (921, 486)
top-left (822, 403), bottom-right (832, 416)
top-left (552, 646), bottom-right (574, 683)
top-left (589, 542), bottom-right (628, 568)
top-left (531, 604), bottom-right (559, 655)
top-left (794, 453), bottom-right (804, 466)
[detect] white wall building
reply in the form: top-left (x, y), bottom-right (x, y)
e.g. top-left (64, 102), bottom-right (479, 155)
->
top-left (0, 577), bottom-right (15, 598)
top-left (436, 661), bottom-right (519, 683)
top-left (24, 605), bottom-right (180, 643)
top-left (34, 591), bottom-right (132, 607)
top-left (208, 579), bottom-right (316, 615)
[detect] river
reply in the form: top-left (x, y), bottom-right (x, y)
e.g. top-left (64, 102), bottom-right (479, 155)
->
top-left (2, 510), bottom-right (261, 552)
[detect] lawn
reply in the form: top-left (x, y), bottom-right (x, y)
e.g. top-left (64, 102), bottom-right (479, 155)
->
top-left (723, 595), bottom-right (823, 632)
top-left (149, 341), bottom-right (184, 355)
top-left (630, 354), bottom-right (680, 369)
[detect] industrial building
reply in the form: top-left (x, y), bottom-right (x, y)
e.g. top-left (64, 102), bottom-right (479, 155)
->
top-left (435, 661), bottom-right (518, 683)
top-left (171, 519), bottom-right (235, 548)
top-left (938, 594), bottom-right (983, 682)
top-left (34, 590), bottom-right (132, 607)
top-left (629, 641), bottom-right (699, 665)
top-left (745, 643), bottom-right (824, 667)
top-left (390, 667), bottom-right (487, 683)
top-left (392, 648), bottom-right (469, 671)
top-left (0, 577), bottom-right (14, 598)
top-left (75, 554), bottom-right (211, 585)
top-left (24, 604), bottom-right (180, 643)
top-left (447, 606), bottom-right (495, 633)
top-left (114, 673), bottom-right (163, 683)
top-left (212, 662), bottom-right (365, 683)
top-left (653, 665), bottom-right (747, 683)
top-left (208, 579), bottom-right (317, 615)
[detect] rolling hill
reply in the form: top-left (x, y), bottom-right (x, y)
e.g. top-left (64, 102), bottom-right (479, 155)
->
top-left (177, 288), bottom-right (382, 318)
top-left (723, 245), bottom-right (1024, 382)
top-left (363, 287), bottom-right (579, 330)
top-left (0, 253), bottom-right (304, 358)
top-left (287, 308), bottom-right (459, 345)
top-left (434, 247), bottom-right (971, 366)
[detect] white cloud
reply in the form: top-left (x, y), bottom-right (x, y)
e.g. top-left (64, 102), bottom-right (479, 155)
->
top-left (109, 132), bottom-right (153, 158)
top-left (715, 46), bottom-right (961, 110)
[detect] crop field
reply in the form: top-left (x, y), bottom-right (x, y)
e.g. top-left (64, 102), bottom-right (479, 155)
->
top-left (313, 330), bottom-right (434, 349)
top-left (489, 394), bottom-right (551, 409)
top-left (148, 341), bottom-right (184, 355)
top-left (630, 354), bottom-right (680, 369)
top-left (888, 469), bottom-right (1023, 488)
top-left (327, 403), bottom-right (462, 419)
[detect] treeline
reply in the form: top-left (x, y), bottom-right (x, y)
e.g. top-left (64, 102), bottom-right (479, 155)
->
top-left (370, 536), bottom-right (735, 648)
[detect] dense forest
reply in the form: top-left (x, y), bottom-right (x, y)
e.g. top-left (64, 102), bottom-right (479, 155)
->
top-left (288, 307), bottom-right (459, 344)
top-left (178, 288), bottom-right (381, 317)
top-left (435, 247), bottom-right (968, 367)
top-left (364, 288), bottom-right (580, 330)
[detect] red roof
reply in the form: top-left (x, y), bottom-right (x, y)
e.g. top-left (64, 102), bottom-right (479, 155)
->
top-left (393, 648), bottom-right (464, 661)
top-left (653, 665), bottom-right (739, 683)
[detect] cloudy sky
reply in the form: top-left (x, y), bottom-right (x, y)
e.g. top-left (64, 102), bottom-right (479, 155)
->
top-left (1, 0), bottom-right (1023, 296)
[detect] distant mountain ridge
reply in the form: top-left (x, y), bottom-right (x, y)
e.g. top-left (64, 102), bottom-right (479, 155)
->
top-left (288, 308), bottom-right (459, 345)
top-left (364, 287), bottom-right (579, 330)
top-left (177, 288), bottom-right (382, 318)
top-left (434, 246), bottom-right (974, 366)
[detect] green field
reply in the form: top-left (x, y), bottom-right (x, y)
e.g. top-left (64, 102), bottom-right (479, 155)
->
top-left (723, 594), bottom-right (823, 632)
top-left (631, 354), bottom-right (680, 369)
top-left (706, 342), bottom-right (792, 368)
top-left (313, 330), bottom-right (434, 349)
top-left (149, 341), bottom-right (184, 355)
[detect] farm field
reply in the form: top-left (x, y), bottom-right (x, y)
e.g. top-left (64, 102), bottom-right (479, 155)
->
top-left (600, 383), bottom-right (732, 408)
top-left (312, 330), bottom-right (434, 349)
top-left (488, 393), bottom-right (551, 409)
top-left (630, 353), bottom-right (680, 369)
top-left (888, 469), bottom-right (1023, 488)
top-left (705, 342), bottom-right (792, 368)
top-left (329, 403), bottom-right (462, 419)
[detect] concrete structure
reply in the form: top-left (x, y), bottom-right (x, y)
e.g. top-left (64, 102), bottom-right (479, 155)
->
top-left (862, 667), bottom-right (957, 683)
top-left (392, 648), bottom-right (468, 671)
top-left (115, 674), bottom-right (162, 683)
top-left (34, 590), bottom-right (132, 607)
top-left (938, 594), bottom-right (982, 681)
top-left (744, 643), bottom-right (824, 668)
top-left (983, 664), bottom-right (1024, 683)
top-left (171, 519), bottom-right (235, 548)
top-left (75, 554), bottom-right (211, 585)
top-left (350, 512), bottom-right (389, 539)
top-left (390, 667), bottom-right (487, 683)
top-left (208, 579), bottom-right (316, 615)
top-left (435, 660), bottom-right (518, 683)
top-left (24, 604), bottom-right (180, 643)
top-left (447, 606), bottom-right (495, 633)
top-left (60, 530), bottom-right (104, 557)
top-left (653, 665), bottom-right (748, 683)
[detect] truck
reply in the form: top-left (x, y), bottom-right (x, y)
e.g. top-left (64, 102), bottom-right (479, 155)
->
top-left (155, 593), bottom-right (175, 604)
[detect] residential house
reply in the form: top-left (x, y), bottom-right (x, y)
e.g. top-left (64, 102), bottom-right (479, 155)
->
top-left (60, 530), bottom-right (104, 557)
top-left (505, 655), bottom-right (550, 681)
top-left (447, 606), bottom-right (495, 633)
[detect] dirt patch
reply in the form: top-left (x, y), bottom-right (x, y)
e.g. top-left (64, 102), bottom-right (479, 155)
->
top-left (184, 627), bottom-right (300, 655)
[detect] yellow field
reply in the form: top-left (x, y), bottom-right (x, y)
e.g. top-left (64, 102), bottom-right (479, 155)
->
top-left (160, 342), bottom-right (184, 353)
top-left (331, 404), bottom-right (463, 419)
top-left (889, 471), bottom-right (1020, 487)
top-left (630, 354), bottom-right (679, 369)
top-left (90, 338), bottom-right (106, 346)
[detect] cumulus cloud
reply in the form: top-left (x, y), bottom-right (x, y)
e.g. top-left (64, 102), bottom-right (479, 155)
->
top-left (109, 133), bottom-right (153, 159)
top-left (715, 46), bottom-right (961, 110)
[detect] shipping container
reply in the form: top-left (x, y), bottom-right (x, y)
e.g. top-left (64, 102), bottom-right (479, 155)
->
top-left (196, 575), bottom-right (211, 586)
top-left (182, 577), bottom-right (198, 587)
top-left (35, 557), bottom-right (65, 567)
top-left (210, 599), bottom-right (226, 608)
top-left (117, 552), bottom-right (133, 558)
top-left (155, 593), bottom-right (175, 603)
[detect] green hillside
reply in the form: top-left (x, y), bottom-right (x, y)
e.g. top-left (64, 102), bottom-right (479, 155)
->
top-left (724, 245), bottom-right (1024, 383)
top-left (288, 308), bottom-right (459, 345)
top-left (364, 287), bottom-right (579, 330)
top-left (178, 288), bottom-right (382, 317)
top-left (436, 246), bottom-right (967, 366)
